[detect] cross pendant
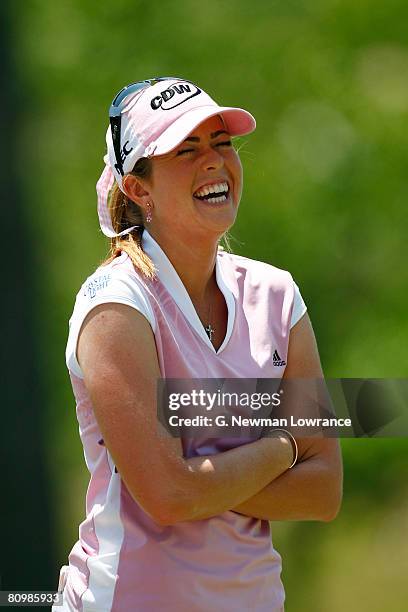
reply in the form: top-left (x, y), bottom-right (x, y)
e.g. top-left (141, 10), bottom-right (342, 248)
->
top-left (204, 324), bottom-right (215, 342)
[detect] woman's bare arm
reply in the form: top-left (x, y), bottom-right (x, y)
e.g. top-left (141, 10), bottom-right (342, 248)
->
top-left (231, 313), bottom-right (343, 521)
top-left (77, 303), bottom-right (294, 525)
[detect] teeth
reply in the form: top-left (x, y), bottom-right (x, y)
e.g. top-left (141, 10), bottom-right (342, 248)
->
top-left (206, 195), bottom-right (227, 203)
top-left (194, 181), bottom-right (228, 198)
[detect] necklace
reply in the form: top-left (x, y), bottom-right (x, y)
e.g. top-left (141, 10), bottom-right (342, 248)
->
top-left (204, 322), bottom-right (215, 342)
top-left (203, 291), bottom-right (215, 342)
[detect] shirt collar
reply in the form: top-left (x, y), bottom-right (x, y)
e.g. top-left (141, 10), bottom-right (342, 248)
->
top-left (141, 229), bottom-right (235, 354)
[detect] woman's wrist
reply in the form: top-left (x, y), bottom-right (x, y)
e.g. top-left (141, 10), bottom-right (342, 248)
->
top-left (263, 428), bottom-right (298, 469)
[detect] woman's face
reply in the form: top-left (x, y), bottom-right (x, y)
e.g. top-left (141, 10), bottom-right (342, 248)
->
top-left (145, 115), bottom-right (243, 240)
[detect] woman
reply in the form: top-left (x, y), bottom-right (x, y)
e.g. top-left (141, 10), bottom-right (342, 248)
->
top-left (56, 78), bottom-right (343, 611)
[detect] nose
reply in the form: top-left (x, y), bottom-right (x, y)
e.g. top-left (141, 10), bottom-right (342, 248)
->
top-left (200, 145), bottom-right (224, 171)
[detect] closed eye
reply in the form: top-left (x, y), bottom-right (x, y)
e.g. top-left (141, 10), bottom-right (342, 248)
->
top-left (216, 140), bottom-right (232, 147)
top-left (176, 140), bottom-right (232, 156)
top-left (176, 148), bottom-right (195, 156)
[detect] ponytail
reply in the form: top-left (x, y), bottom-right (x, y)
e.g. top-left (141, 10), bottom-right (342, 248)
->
top-left (102, 158), bottom-right (155, 278)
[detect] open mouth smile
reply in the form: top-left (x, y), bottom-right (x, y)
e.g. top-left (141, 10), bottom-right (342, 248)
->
top-left (193, 181), bottom-right (230, 204)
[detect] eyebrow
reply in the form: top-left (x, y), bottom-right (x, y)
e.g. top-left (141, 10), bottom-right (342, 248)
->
top-left (183, 130), bottom-right (230, 143)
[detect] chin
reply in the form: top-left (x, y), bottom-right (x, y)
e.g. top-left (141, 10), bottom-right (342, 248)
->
top-left (202, 210), bottom-right (237, 234)
top-left (194, 200), bottom-right (238, 230)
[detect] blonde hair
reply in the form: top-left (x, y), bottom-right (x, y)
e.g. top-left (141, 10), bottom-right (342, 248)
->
top-left (101, 158), bottom-right (156, 278)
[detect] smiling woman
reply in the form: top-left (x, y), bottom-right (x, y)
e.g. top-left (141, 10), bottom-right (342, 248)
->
top-left (123, 116), bottom-right (243, 242)
top-left (55, 78), bottom-right (343, 611)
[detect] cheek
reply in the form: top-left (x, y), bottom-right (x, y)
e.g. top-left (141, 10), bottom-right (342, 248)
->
top-left (151, 170), bottom-right (192, 219)
top-left (150, 167), bottom-right (181, 205)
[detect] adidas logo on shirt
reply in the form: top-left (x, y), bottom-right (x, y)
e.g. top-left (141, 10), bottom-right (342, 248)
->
top-left (273, 350), bottom-right (286, 367)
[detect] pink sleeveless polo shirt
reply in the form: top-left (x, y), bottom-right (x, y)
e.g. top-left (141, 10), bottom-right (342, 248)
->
top-left (57, 231), bottom-right (307, 612)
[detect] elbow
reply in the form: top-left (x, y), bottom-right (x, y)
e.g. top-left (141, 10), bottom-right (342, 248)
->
top-left (152, 513), bottom-right (178, 527)
top-left (318, 451), bottom-right (343, 522)
top-left (153, 490), bottom-right (206, 526)
top-left (321, 503), bottom-right (341, 523)
top-left (153, 502), bottom-right (196, 527)
top-left (321, 479), bottom-right (343, 523)
top-left (136, 488), bottom-right (194, 527)
top-left (122, 466), bottom-right (195, 526)
top-left (152, 504), bottom-right (185, 527)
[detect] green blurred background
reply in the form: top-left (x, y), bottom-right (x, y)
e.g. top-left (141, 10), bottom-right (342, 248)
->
top-left (2, 0), bottom-right (407, 610)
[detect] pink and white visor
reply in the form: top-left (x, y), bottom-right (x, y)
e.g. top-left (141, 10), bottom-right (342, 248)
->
top-left (97, 79), bottom-right (256, 237)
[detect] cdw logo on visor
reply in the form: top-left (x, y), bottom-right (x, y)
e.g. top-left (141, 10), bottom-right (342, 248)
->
top-left (150, 82), bottom-right (201, 110)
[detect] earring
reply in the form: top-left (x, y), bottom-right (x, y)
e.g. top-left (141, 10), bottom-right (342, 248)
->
top-left (146, 202), bottom-right (153, 224)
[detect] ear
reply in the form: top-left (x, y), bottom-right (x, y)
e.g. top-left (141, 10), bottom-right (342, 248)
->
top-left (122, 174), bottom-right (152, 212)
